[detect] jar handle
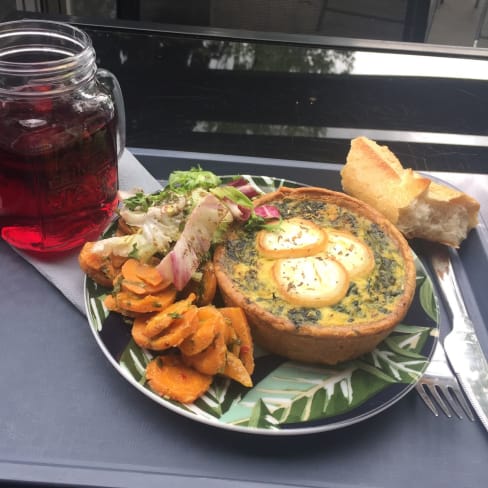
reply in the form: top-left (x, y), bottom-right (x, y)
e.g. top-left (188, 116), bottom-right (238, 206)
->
top-left (96, 68), bottom-right (126, 160)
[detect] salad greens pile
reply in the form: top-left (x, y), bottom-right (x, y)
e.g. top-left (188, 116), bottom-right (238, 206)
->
top-left (91, 166), bottom-right (280, 291)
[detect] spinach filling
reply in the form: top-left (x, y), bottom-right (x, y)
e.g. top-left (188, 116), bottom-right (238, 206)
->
top-left (221, 198), bottom-right (406, 328)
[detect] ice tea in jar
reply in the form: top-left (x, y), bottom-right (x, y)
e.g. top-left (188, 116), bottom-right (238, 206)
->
top-left (0, 20), bottom-right (125, 253)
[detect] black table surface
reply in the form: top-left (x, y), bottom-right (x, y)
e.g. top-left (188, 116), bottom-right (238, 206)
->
top-left (1, 13), bottom-right (488, 488)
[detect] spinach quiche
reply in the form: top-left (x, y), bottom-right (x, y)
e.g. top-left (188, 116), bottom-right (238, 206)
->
top-left (213, 186), bottom-right (416, 365)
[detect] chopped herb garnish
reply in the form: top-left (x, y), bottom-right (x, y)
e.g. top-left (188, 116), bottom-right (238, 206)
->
top-left (122, 190), bottom-right (170, 212)
top-left (168, 166), bottom-right (221, 193)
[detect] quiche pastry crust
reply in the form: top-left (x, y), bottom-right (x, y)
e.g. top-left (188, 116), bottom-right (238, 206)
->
top-left (213, 186), bottom-right (416, 365)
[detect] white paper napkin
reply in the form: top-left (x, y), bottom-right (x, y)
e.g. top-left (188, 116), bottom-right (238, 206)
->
top-left (11, 149), bottom-right (162, 315)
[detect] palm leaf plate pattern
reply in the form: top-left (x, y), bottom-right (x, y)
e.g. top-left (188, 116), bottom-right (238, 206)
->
top-left (84, 175), bottom-right (439, 435)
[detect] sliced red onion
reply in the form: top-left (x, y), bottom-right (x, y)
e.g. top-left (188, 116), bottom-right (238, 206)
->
top-left (254, 205), bottom-right (281, 219)
top-left (222, 198), bottom-right (252, 221)
top-left (156, 193), bottom-right (229, 290)
top-left (225, 177), bottom-right (260, 199)
top-left (238, 206), bottom-right (252, 221)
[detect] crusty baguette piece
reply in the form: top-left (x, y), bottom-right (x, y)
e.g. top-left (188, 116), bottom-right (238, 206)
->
top-left (341, 136), bottom-right (480, 247)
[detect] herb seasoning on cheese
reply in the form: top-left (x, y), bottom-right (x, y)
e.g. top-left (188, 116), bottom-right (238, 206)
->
top-left (220, 198), bottom-right (406, 328)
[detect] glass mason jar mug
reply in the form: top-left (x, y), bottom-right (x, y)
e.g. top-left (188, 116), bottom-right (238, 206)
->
top-left (0, 20), bottom-right (125, 253)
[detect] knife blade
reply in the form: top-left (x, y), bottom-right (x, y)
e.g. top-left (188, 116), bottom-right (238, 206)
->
top-left (431, 244), bottom-right (488, 431)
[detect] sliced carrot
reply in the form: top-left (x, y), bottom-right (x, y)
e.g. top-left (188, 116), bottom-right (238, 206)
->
top-left (122, 258), bottom-right (160, 285)
top-left (103, 294), bottom-right (138, 318)
top-left (121, 258), bottom-right (150, 285)
top-left (223, 351), bottom-right (253, 387)
top-left (120, 280), bottom-right (149, 295)
top-left (182, 332), bottom-right (227, 376)
top-left (136, 266), bottom-right (167, 287)
top-left (79, 242), bottom-right (127, 288)
top-left (181, 261), bottom-right (217, 306)
top-left (79, 242), bottom-right (105, 273)
top-left (219, 307), bottom-right (255, 375)
top-left (199, 261), bottom-right (217, 305)
top-left (121, 279), bottom-right (171, 296)
top-left (143, 293), bottom-right (196, 338)
top-left (195, 304), bottom-right (219, 321)
top-left (179, 316), bottom-right (217, 356)
top-left (111, 254), bottom-right (128, 269)
top-left (120, 258), bottom-right (172, 295)
top-left (132, 315), bottom-right (154, 348)
top-left (223, 317), bottom-right (237, 344)
top-left (195, 305), bottom-right (228, 336)
top-left (178, 305), bottom-right (226, 356)
top-left (114, 286), bottom-right (177, 314)
top-left (149, 306), bottom-right (199, 351)
top-left (103, 293), bottom-right (118, 311)
top-left (146, 355), bottom-right (213, 403)
top-left (225, 326), bottom-right (240, 357)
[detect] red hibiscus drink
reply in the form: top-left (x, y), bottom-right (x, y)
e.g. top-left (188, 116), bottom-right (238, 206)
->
top-left (0, 20), bottom-right (125, 253)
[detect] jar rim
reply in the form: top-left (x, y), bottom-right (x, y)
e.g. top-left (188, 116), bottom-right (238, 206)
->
top-left (0, 20), bottom-right (97, 95)
top-left (0, 20), bottom-right (94, 68)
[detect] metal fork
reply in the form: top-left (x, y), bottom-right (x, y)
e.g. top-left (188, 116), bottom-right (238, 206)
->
top-left (416, 339), bottom-right (475, 420)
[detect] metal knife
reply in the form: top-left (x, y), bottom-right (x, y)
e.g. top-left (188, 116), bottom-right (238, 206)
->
top-left (431, 244), bottom-right (488, 431)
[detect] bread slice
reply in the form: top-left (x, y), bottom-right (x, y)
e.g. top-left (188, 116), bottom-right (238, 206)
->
top-left (341, 136), bottom-right (480, 247)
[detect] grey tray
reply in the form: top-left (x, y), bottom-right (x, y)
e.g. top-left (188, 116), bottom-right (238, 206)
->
top-left (1, 150), bottom-right (487, 488)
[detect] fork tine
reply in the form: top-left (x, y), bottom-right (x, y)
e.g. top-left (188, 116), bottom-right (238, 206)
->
top-left (449, 387), bottom-right (476, 421)
top-left (416, 338), bottom-right (477, 422)
top-left (428, 384), bottom-right (453, 418)
top-left (415, 384), bottom-right (440, 417)
top-left (439, 385), bottom-right (464, 419)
